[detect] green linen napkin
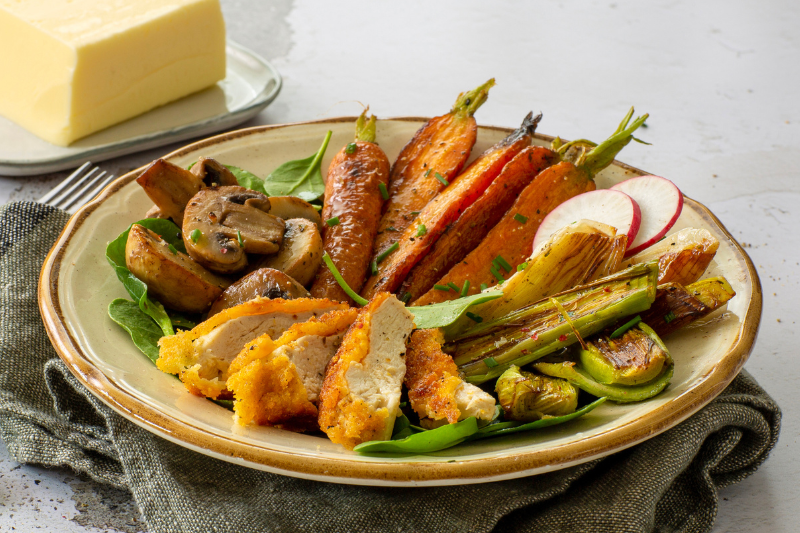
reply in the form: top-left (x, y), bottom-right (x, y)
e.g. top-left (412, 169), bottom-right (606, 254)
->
top-left (0, 201), bottom-right (781, 533)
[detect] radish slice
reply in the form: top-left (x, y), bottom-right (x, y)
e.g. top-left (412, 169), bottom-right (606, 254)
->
top-left (610, 175), bottom-right (683, 257)
top-left (532, 189), bottom-right (641, 251)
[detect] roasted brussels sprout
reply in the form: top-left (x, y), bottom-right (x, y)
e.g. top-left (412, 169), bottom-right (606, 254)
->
top-left (495, 365), bottom-right (578, 421)
top-left (579, 323), bottom-right (668, 386)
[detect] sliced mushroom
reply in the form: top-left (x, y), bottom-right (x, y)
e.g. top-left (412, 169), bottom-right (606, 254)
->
top-left (183, 186), bottom-right (285, 274)
top-left (208, 268), bottom-right (310, 316)
top-left (125, 224), bottom-right (230, 313)
top-left (191, 157), bottom-right (240, 187)
top-left (266, 196), bottom-right (322, 230)
top-left (253, 218), bottom-right (323, 286)
top-left (136, 159), bottom-right (203, 225)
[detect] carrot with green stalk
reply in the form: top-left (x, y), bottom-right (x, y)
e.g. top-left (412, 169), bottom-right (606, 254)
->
top-left (310, 110), bottom-right (390, 304)
top-left (415, 108), bottom-right (649, 305)
top-left (360, 111), bottom-right (541, 300)
top-left (371, 79), bottom-right (495, 259)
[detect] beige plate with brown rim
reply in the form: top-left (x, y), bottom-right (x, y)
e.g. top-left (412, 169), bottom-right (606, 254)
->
top-left (38, 117), bottom-right (761, 486)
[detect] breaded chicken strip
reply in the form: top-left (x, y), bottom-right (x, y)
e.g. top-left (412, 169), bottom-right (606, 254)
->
top-left (227, 309), bottom-right (358, 430)
top-left (405, 329), bottom-right (496, 426)
top-left (157, 297), bottom-right (346, 399)
top-left (318, 293), bottom-right (415, 449)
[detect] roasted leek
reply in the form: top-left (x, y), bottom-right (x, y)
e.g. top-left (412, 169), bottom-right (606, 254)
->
top-left (495, 365), bottom-right (579, 421)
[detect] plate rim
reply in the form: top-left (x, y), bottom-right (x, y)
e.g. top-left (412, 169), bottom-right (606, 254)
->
top-left (0, 40), bottom-right (282, 176)
top-left (38, 116), bottom-right (763, 486)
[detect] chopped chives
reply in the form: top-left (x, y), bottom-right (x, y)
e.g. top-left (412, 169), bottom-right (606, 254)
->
top-left (490, 265), bottom-right (505, 283)
top-left (237, 230), bottom-right (244, 247)
top-left (326, 216), bottom-right (340, 227)
top-left (410, 211), bottom-right (421, 216)
top-left (378, 182), bottom-right (389, 200)
top-left (610, 315), bottom-right (642, 339)
top-left (484, 357), bottom-right (498, 368)
top-left (321, 252), bottom-right (368, 306)
top-left (416, 224), bottom-right (427, 237)
top-left (517, 262), bottom-right (528, 272)
top-left (167, 244), bottom-right (178, 255)
top-left (434, 284), bottom-right (451, 292)
top-left (434, 172), bottom-right (449, 186)
top-left (424, 169), bottom-right (432, 177)
top-left (189, 228), bottom-right (202, 244)
top-left (345, 142), bottom-right (357, 154)
top-left (370, 260), bottom-right (378, 276)
top-left (401, 292), bottom-right (411, 304)
top-left (460, 280), bottom-right (470, 297)
top-left (447, 282), bottom-right (460, 292)
top-left (664, 311), bottom-right (676, 323)
top-left (466, 312), bottom-right (483, 323)
top-left (494, 255), bottom-right (512, 273)
top-left (513, 213), bottom-right (528, 224)
top-left (376, 242), bottom-right (399, 263)
top-left (480, 283), bottom-right (488, 291)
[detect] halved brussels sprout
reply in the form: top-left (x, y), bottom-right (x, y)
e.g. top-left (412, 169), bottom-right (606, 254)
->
top-left (495, 365), bottom-right (578, 421)
top-left (579, 323), bottom-right (668, 386)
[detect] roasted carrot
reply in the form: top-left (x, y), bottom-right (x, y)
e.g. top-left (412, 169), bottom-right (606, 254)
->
top-left (310, 111), bottom-right (390, 304)
top-left (371, 79), bottom-right (494, 258)
top-left (402, 144), bottom-right (558, 302)
top-left (360, 112), bottom-right (541, 300)
top-left (415, 108), bottom-right (648, 305)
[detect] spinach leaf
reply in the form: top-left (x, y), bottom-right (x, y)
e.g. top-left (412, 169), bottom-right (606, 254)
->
top-left (106, 218), bottom-right (185, 337)
top-left (354, 417), bottom-right (479, 454)
top-left (471, 397), bottom-right (607, 440)
top-left (411, 290), bottom-right (503, 330)
top-left (262, 131), bottom-right (332, 201)
top-left (168, 312), bottom-right (198, 331)
top-left (225, 164), bottom-right (267, 195)
top-left (108, 299), bottom-right (163, 364)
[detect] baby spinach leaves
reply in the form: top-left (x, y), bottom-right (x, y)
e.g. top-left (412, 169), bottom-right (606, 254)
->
top-left (261, 130), bottom-right (332, 201)
top-left (106, 218), bottom-right (186, 338)
top-left (107, 299), bottom-right (163, 364)
top-left (410, 290), bottom-right (503, 330)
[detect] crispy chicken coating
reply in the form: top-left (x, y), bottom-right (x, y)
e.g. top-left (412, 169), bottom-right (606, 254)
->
top-left (405, 329), bottom-right (496, 425)
top-left (157, 297), bottom-right (347, 399)
top-left (226, 309), bottom-right (358, 430)
top-left (318, 293), bottom-right (415, 449)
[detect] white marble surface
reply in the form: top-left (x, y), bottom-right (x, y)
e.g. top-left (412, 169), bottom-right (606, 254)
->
top-left (1, 0), bottom-right (798, 530)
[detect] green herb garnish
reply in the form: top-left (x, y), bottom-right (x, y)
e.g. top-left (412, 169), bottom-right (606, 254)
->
top-left (424, 169), bottom-right (432, 177)
top-left (434, 172), bottom-right (449, 186)
top-left (466, 311), bottom-right (483, 323)
top-left (494, 255), bottom-right (512, 273)
top-left (377, 242), bottom-right (399, 263)
top-left (517, 262), bottom-right (528, 272)
top-left (664, 311), bottom-right (676, 323)
top-left (370, 260), bottom-right (378, 276)
top-left (434, 284), bottom-right (451, 292)
top-left (322, 252), bottom-right (368, 306)
top-left (236, 230), bottom-right (244, 247)
top-left (460, 280), bottom-right (471, 297)
top-left (610, 315), bottom-right (642, 338)
top-left (447, 282), bottom-right (460, 292)
top-left (416, 224), bottom-right (427, 237)
top-left (480, 283), bottom-right (488, 291)
top-left (345, 142), bottom-right (357, 154)
top-left (189, 228), bottom-right (202, 244)
top-left (378, 182), bottom-right (389, 200)
top-left (326, 216), bottom-right (340, 227)
top-left (513, 213), bottom-right (528, 224)
top-left (490, 265), bottom-right (505, 283)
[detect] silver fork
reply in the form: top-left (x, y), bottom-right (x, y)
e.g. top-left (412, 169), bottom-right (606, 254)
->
top-left (39, 162), bottom-right (116, 212)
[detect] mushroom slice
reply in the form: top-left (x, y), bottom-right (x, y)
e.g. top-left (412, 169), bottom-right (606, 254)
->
top-left (253, 218), bottom-right (323, 286)
top-left (208, 268), bottom-right (310, 316)
top-left (265, 196), bottom-right (322, 230)
top-left (183, 186), bottom-right (285, 274)
top-left (125, 224), bottom-right (230, 313)
top-left (157, 297), bottom-right (348, 399)
top-left (136, 159), bottom-right (203, 225)
top-left (191, 157), bottom-right (240, 187)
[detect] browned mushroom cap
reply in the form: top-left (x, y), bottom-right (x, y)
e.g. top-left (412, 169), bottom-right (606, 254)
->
top-left (253, 218), bottom-right (323, 286)
top-left (183, 186), bottom-right (285, 274)
top-left (137, 159), bottom-right (203, 225)
top-left (191, 157), bottom-right (240, 187)
top-left (126, 224), bottom-right (230, 313)
top-left (266, 196), bottom-right (323, 230)
top-left (208, 268), bottom-right (310, 316)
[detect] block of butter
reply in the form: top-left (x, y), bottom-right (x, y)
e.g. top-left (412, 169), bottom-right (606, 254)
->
top-left (0, 0), bottom-right (226, 146)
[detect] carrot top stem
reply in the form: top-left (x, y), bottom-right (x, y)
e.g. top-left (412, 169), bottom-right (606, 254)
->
top-left (355, 109), bottom-right (377, 143)
top-left (452, 78), bottom-right (496, 118)
top-left (578, 108), bottom-right (649, 178)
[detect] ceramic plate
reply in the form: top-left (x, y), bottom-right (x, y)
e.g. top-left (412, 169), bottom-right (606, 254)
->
top-left (39, 118), bottom-right (761, 486)
top-left (0, 41), bottom-right (281, 177)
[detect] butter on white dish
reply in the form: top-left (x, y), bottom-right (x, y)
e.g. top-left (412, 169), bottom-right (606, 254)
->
top-left (0, 0), bottom-right (226, 146)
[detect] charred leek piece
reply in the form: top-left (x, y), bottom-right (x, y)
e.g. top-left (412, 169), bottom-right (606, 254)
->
top-left (495, 365), bottom-right (578, 421)
top-left (533, 358), bottom-right (673, 403)
top-left (579, 323), bottom-right (669, 385)
top-left (448, 262), bottom-right (659, 384)
top-left (641, 276), bottom-right (735, 337)
top-left (471, 397), bottom-right (606, 440)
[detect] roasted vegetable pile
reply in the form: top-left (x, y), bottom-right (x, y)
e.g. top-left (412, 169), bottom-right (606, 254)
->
top-left (106, 84), bottom-right (735, 454)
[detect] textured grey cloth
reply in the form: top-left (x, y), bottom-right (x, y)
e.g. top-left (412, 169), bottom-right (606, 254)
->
top-left (0, 201), bottom-right (781, 533)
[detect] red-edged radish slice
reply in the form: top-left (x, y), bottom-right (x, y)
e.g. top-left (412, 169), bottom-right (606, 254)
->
top-left (610, 175), bottom-right (683, 257)
top-left (532, 189), bottom-right (641, 251)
